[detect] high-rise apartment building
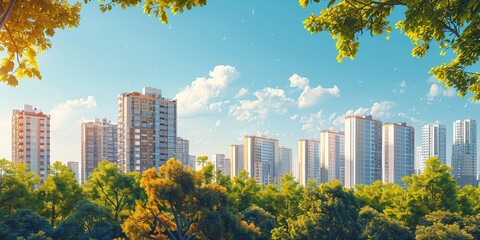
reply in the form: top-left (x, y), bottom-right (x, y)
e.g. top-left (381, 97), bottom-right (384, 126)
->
top-left (81, 118), bottom-right (117, 184)
top-left (382, 122), bottom-right (415, 185)
top-left (12, 105), bottom-right (50, 182)
top-left (188, 155), bottom-right (196, 170)
top-left (277, 146), bottom-right (292, 180)
top-left (118, 87), bottom-right (177, 172)
top-left (345, 115), bottom-right (382, 188)
top-left (212, 154), bottom-right (228, 175)
top-left (224, 158), bottom-right (231, 177)
top-left (416, 146), bottom-right (422, 174)
top-left (230, 144), bottom-right (244, 177)
top-left (452, 119), bottom-right (477, 186)
top-left (419, 124), bottom-right (446, 173)
top-left (176, 137), bottom-right (189, 167)
top-left (67, 161), bottom-right (80, 184)
top-left (321, 130), bottom-right (345, 184)
top-left (298, 139), bottom-right (321, 186)
top-left (244, 136), bottom-right (279, 185)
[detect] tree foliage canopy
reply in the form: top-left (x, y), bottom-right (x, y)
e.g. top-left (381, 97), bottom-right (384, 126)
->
top-left (301, 0), bottom-right (480, 99)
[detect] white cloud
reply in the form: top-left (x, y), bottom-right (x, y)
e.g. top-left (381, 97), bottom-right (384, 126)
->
top-left (290, 114), bottom-right (298, 121)
top-left (329, 101), bottom-right (395, 127)
top-left (49, 96), bottom-right (98, 163)
top-left (215, 120), bottom-right (221, 128)
top-left (49, 96), bottom-right (96, 130)
top-left (289, 74), bottom-right (309, 89)
top-left (175, 65), bottom-right (240, 116)
top-left (289, 74), bottom-right (340, 108)
top-left (427, 83), bottom-right (457, 101)
top-left (399, 80), bottom-right (407, 88)
top-left (229, 87), bottom-right (294, 122)
top-left (235, 88), bottom-right (249, 98)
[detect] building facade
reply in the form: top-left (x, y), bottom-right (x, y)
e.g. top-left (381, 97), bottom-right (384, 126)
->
top-left (118, 87), bottom-right (177, 172)
top-left (382, 122), bottom-right (415, 185)
top-left (230, 144), bottom-right (244, 177)
top-left (419, 124), bottom-right (446, 173)
top-left (12, 105), bottom-right (50, 182)
top-left (176, 137), bottom-right (189, 167)
top-left (188, 155), bottom-right (196, 170)
top-left (345, 115), bottom-right (382, 188)
top-left (244, 136), bottom-right (279, 185)
top-left (278, 146), bottom-right (292, 180)
top-left (452, 119), bottom-right (477, 186)
top-left (212, 154), bottom-right (228, 175)
top-left (298, 139), bottom-right (321, 186)
top-left (81, 118), bottom-right (117, 184)
top-left (67, 161), bottom-right (80, 184)
top-left (321, 130), bottom-right (345, 184)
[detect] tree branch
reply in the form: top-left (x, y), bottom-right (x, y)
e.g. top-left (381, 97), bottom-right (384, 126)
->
top-left (0, 0), bottom-right (16, 30)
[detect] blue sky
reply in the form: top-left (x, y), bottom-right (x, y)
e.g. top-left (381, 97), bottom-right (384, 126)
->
top-left (0, 0), bottom-right (479, 167)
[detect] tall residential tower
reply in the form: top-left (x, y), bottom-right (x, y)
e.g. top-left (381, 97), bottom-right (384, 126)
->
top-left (382, 122), bottom-right (415, 185)
top-left (345, 115), bottom-right (382, 188)
top-left (452, 119), bottom-right (477, 186)
top-left (117, 87), bottom-right (177, 172)
top-left (419, 124), bottom-right (446, 173)
top-left (321, 130), bottom-right (345, 184)
top-left (244, 136), bottom-right (279, 185)
top-left (12, 105), bottom-right (50, 182)
top-left (230, 144), bottom-right (244, 177)
top-left (81, 118), bottom-right (117, 184)
top-left (298, 139), bottom-right (321, 186)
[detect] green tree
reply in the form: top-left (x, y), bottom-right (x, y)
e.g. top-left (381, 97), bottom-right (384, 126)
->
top-left (54, 200), bottom-right (119, 240)
top-left (122, 159), bottom-right (256, 239)
top-left (273, 180), bottom-right (360, 239)
top-left (242, 205), bottom-right (277, 240)
top-left (415, 211), bottom-right (474, 240)
top-left (355, 181), bottom-right (405, 212)
top-left (0, 209), bottom-right (53, 240)
top-left (230, 171), bottom-right (261, 212)
top-left (358, 206), bottom-right (414, 240)
top-left (388, 157), bottom-right (459, 228)
top-left (37, 162), bottom-right (84, 227)
top-left (301, 0), bottom-right (480, 99)
top-left (196, 155), bottom-right (208, 169)
top-left (85, 160), bottom-right (144, 221)
top-left (0, 159), bottom-right (39, 215)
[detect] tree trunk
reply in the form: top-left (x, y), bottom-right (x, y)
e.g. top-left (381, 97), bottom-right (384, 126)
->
top-left (0, 0), bottom-right (16, 30)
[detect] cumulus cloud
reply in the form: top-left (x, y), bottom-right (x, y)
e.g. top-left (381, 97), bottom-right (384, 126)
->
top-left (298, 111), bottom-right (340, 137)
top-left (298, 85), bottom-right (340, 108)
top-left (289, 74), bottom-right (309, 89)
top-left (289, 74), bottom-right (340, 108)
top-left (49, 96), bottom-right (96, 130)
top-left (229, 87), bottom-right (294, 122)
top-left (235, 88), bottom-right (249, 98)
top-left (175, 65), bottom-right (240, 116)
top-left (329, 101), bottom-right (395, 127)
top-left (49, 96), bottom-right (98, 163)
top-left (427, 83), bottom-right (457, 101)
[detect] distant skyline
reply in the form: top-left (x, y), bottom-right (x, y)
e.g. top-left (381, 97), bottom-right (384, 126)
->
top-left (0, 1), bottom-right (479, 167)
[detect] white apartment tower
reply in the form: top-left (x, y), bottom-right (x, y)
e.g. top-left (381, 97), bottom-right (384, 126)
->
top-left (118, 87), bottom-right (177, 172)
top-left (67, 161), bottom-right (80, 184)
top-left (321, 130), bottom-right (345, 184)
top-left (81, 118), bottom-right (117, 184)
top-left (230, 144), bottom-right (244, 177)
top-left (176, 137), bottom-right (190, 167)
top-left (382, 123), bottom-right (415, 185)
top-left (188, 155), bottom-right (196, 170)
top-left (12, 105), bottom-right (50, 182)
top-left (452, 119), bottom-right (477, 186)
top-left (278, 146), bottom-right (292, 180)
top-left (244, 136), bottom-right (279, 185)
top-left (298, 139), bottom-right (321, 186)
top-left (419, 124), bottom-right (446, 173)
top-left (345, 115), bottom-right (382, 188)
top-left (212, 154), bottom-right (229, 175)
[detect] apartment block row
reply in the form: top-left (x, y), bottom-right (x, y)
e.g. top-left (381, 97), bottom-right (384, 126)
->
top-left (10, 87), bottom-right (478, 187)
